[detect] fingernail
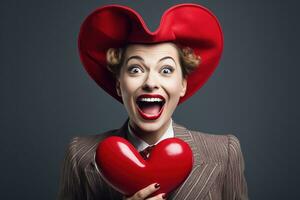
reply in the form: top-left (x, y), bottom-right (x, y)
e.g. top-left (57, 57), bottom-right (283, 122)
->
top-left (162, 193), bottom-right (167, 199)
top-left (154, 183), bottom-right (160, 188)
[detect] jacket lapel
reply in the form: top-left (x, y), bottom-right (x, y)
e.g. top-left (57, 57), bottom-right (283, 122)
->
top-left (169, 122), bottom-right (221, 200)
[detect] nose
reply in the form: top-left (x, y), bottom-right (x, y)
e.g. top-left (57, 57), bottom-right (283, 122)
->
top-left (142, 72), bottom-right (159, 92)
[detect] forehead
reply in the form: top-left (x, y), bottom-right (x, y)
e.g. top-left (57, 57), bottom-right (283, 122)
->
top-left (124, 42), bottom-right (179, 59)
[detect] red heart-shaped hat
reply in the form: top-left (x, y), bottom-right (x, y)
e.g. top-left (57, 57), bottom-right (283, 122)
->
top-left (78, 3), bottom-right (223, 104)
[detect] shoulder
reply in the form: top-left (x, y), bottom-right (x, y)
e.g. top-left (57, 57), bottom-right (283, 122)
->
top-left (191, 129), bottom-right (241, 149)
top-left (68, 129), bottom-right (117, 150)
top-left (65, 128), bottom-right (120, 168)
top-left (187, 127), bottom-right (243, 163)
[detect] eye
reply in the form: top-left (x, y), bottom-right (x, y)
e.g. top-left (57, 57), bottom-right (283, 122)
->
top-left (160, 65), bottom-right (174, 75)
top-left (128, 65), bottom-right (143, 74)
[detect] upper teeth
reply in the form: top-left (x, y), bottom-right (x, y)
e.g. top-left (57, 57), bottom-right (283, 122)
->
top-left (139, 98), bottom-right (163, 102)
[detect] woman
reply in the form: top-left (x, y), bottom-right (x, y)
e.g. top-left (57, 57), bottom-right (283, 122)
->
top-left (58, 4), bottom-right (248, 200)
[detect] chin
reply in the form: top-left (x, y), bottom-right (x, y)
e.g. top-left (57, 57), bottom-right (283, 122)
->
top-left (129, 111), bottom-right (173, 134)
top-left (135, 119), bottom-right (166, 133)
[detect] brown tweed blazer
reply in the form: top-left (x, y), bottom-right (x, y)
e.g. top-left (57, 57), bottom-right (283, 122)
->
top-left (58, 122), bottom-right (248, 200)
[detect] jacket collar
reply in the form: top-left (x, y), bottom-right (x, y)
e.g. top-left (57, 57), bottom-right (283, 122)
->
top-left (115, 120), bottom-right (202, 166)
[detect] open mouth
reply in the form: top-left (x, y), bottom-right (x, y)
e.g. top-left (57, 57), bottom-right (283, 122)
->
top-left (136, 94), bottom-right (166, 120)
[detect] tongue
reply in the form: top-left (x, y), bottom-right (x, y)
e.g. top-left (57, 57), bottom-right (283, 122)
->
top-left (140, 104), bottom-right (161, 115)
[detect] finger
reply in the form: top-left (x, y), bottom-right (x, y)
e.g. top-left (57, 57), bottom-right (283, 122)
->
top-left (132, 183), bottom-right (160, 200)
top-left (146, 193), bottom-right (166, 200)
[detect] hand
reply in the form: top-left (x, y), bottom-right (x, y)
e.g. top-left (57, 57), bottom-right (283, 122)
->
top-left (123, 183), bottom-right (166, 200)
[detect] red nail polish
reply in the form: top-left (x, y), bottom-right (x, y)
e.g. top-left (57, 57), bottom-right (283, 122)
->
top-left (154, 183), bottom-right (160, 188)
top-left (162, 193), bottom-right (167, 199)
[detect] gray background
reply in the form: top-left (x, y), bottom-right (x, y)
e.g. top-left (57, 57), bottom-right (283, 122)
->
top-left (1, 0), bottom-right (299, 199)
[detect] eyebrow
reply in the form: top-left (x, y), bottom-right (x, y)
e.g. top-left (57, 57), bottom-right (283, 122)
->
top-left (125, 56), bottom-right (176, 66)
top-left (125, 56), bottom-right (144, 65)
top-left (158, 56), bottom-right (176, 65)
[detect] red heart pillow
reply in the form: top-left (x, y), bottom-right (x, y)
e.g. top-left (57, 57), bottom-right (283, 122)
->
top-left (95, 136), bottom-right (194, 197)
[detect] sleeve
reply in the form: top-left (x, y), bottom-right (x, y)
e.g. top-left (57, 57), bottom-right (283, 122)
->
top-left (222, 134), bottom-right (248, 200)
top-left (58, 137), bottom-right (86, 200)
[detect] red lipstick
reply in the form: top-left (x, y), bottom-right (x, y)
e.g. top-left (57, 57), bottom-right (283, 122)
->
top-left (136, 94), bottom-right (165, 120)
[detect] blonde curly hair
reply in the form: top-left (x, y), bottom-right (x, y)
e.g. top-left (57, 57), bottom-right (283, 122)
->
top-left (106, 44), bottom-right (200, 78)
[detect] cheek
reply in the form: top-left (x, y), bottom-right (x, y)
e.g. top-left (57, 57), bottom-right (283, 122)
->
top-left (162, 77), bottom-right (184, 98)
top-left (120, 76), bottom-right (142, 98)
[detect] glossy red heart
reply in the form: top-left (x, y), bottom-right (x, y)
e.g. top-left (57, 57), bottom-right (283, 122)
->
top-left (95, 136), bottom-right (194, 197)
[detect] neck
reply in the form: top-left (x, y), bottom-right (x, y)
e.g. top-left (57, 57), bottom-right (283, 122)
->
top-left (129, 119), bottom-right (171, 145)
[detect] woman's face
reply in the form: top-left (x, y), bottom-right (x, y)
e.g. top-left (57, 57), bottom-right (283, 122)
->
top-left (117, 42), bottom-right (187, 133)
